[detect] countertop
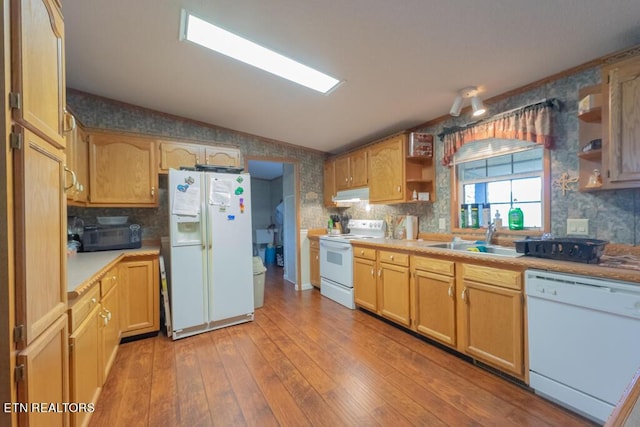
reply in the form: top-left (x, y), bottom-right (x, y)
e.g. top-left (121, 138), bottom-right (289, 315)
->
top-left (348, 238), bottom-right (640, 285)
top-left (67, 246), bottom-right (160, 299)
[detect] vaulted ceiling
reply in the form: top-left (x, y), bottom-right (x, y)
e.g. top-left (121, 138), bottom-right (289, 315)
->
top-left (63, 0), bottom-right (640, 154)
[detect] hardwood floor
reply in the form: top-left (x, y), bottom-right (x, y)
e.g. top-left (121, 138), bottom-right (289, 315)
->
top-left (89, 266), bottom-right (596, 427)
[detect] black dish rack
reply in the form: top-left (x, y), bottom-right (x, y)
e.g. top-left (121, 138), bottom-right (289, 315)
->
top-left (514, 237), bottom-right (608, 264)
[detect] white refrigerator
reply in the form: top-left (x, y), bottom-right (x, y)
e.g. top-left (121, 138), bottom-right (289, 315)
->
top-left (168, 168), bottom-right (254, 340)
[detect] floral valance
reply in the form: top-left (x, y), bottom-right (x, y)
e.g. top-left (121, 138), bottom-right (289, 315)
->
top-left (438, 99), bottom-right (559, 166)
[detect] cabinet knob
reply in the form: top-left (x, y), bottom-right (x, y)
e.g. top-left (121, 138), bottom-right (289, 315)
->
top-left (315, 255), bottom-right (319, 260)
top-left (90, 297), bottom-right (97, 305)
top-left (64, 166), bottom-right (77, 191)
top-left (448, 285), bottom-right (454, 298)
top-left (370, 268), bottom-right (374, 276)
top-left (397, 185), bottom-right (401, 193)
top-left (151, 186), bottom-right (156, 196)
top-left (461, 287), bottom-right (468, 302)
top-left (360, 250), bottom-right (364, 255)
top-left (390, 255), bottom-right (394, 261)
top-left (378, 269), bottom-right (382, 277)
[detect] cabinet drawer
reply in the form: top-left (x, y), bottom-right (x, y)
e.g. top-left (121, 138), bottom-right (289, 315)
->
top-left (412, 256), bottom-right (454, 276)
top-left (101, 267), bottom-right (118, 297)
top-left (462, 264), bottom-right (522, 290)
top-left (310, 239), bottom-right (319, 250)
top-left (378, 250), bottom-right (409, 266)
top-left (353, 246), bottom-right (376, 260)
top-left (68, 284), bottom-right (101, 333)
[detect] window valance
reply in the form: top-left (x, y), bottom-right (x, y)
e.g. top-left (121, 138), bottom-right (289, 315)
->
top-left (438, 99), bottom-right (559, 166)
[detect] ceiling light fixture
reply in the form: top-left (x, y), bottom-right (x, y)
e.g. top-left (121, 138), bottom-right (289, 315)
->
top-left (449, 86), bottom-right (486, 117)
top-left (179, 10), bottom-right (342, 94)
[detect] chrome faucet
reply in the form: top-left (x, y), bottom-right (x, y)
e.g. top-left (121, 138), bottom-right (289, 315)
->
top-left (485, 222), bottom-right (496, 245)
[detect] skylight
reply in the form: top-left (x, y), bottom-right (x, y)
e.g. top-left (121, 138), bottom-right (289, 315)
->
top-left (180, 10), bottom-right (341, 94)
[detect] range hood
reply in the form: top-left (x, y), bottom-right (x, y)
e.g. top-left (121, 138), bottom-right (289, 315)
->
top-left (332, 187), bottom-right (369, 203)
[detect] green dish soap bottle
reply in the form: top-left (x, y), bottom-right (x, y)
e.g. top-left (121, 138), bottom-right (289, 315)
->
top-left (508, 200), bottom-right (524, 230)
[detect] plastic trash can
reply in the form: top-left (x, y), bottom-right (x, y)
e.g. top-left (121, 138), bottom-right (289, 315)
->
top-left (265, 244), bottom-right (276, 265)
top-left (252, 256), bottom-right (267, 308)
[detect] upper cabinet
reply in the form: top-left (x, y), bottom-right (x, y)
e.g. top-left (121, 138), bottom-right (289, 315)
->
top-left (368, 133), bottom-right (435, 204)
top-left (323, 159), bottom-right (336, 207)
top-left (158, 140), bottom-right (241, 173)
top-left (65, 115), bottom-right (89, 204)
top-left (88, 130), bottom-right (158, 206)
top-left (11, 0), bottom-right (68, 150)
top-left (579, 54), bottom-right (640, 191)
top-left (335, 149), bottom-right (368, 191)
top-left (602, 54), bottom-right (640, 187)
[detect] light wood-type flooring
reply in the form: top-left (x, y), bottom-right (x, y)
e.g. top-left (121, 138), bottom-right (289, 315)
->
top-left (89, 266), bottom-right (596, 427)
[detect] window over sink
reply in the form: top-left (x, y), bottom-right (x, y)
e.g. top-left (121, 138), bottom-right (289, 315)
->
top-left (452, 140), bottom-right (550, 232)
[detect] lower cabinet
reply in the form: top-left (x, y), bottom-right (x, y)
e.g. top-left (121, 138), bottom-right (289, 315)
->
top-left (354, 247), bottom-right (526, 380)
top-left (378, 250), bottom-right (411, 327)
top-left (119, 256), bottom-right (160, 338)
top-left (16, 314), bottom-right (69, 427)
top-left (353, 246), bottom-right (378, 311)
top-left (412, 256), bottom-right (456, 346)
top-left (309, 239), bottom-right (320, 288)
top-left (459, 263), bottom-right (524, 377)
top-left (69, 303), bottom-right (101, 427)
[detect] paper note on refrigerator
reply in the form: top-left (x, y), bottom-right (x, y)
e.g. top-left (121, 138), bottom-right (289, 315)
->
top-left (210, 179), bottom-right (233, 206)
top-left (172, 185), bottom-right (201, 216)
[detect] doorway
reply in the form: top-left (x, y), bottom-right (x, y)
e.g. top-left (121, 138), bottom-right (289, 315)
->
top-left (247, 158), bottom-right (301, 290)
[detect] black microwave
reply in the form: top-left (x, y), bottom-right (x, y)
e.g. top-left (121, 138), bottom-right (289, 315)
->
top-left (80, 224), bottom-right (142, 252)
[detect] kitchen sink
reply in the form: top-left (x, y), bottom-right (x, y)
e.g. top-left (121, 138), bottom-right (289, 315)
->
top-left (426, 242), bottom-right (523, 258)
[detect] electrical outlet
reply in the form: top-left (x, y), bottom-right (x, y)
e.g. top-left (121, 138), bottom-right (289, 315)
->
top-left (567, 219), bottom-right (589, 236)
top-left (439, 217), bottom-right (446, 230)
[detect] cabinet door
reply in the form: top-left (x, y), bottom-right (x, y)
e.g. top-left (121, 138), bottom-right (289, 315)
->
top-left (334, 156), bottom-right (350, 191)
top-left (379, 262), bottom-right (410, 326)
top-left (119, 257), bottom-right (159, 338)
top-left (88, 132), bottom-right (158, 205)
top-left (16, 314), bottom-right (69, 427)
top-left (460, 280), bottom-right (524, 376)
top-left (414, 270), bottom-right (456, 346)
top-left (309, 245), bottom-right (320, 288)
top-left (350, 150), bottom-right (368, 187)
top-left (11, 0), bottom-right (67, 149)
top-left (65, 120), bottom-right (88, 203)
top-left (323, 160), bottom-right (336, 207)
top-left (603, 56), bottom-right (640, 185)
top-left (69, 305), bottom-right (101, 427)
top-left (354, 257), bottom-right (377, 311)
top-left (368, 136), bottom-right (405, 203)
top-left (13, 127), bottom-right (67, 347)
top-left (100, 283), bottom-right (120, 383)
top-left (159, 141), bottom-right (203, 173)
top-left (204, 146), bottom-right (241, 167)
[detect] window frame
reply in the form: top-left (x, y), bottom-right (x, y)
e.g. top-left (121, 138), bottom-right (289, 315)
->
top-left (450, 147), bottom-right (551, 234)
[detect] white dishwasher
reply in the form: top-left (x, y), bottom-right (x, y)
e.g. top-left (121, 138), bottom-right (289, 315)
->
top-left (526, 269), bottom-right (640, 424)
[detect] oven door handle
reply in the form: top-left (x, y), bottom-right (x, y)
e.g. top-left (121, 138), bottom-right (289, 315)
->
top-left (320, 241), bottom-right (352, 251)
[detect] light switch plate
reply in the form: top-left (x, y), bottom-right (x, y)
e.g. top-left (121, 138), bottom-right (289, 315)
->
top-left (439, 217), bottom-right (446, 230)
top-left (567, 218), bottom-right (589, 236)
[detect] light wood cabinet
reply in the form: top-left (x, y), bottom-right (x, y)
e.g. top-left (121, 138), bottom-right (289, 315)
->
top-left (65, 117), bottom-right (89, 204)
top-left (353, 250), bottom-right (377, 312)
top-left (204, 146), bottom-right (241, 167)
top-left (323, 159), bottom-right (336, 207)
top-left (309, 239), bottom-right (320, 288)
top-left (69, 303), bottom-right (101, 427)
top-left (14, 128), bottom-right (68, 347)
top-left (378, 252), bottom-right (411, 327)
top-left (11, 0), bottom-right (67, 150)
top-left (353, 246), bottom-right (411, 327)
top-left (602, 55), bottom-right (640, 187)
top-left (16, 314), bottom-right (69, 427)
top-left (411, 257), bottom-right (456, 346)
top-left (368, 135), bottom-right (405, 203)
top-left (458, 264), bottom-right (524, 378)
top-left (100, 282), bottom-right (120, 383)
top-left (368, 133), bottom-right (435, 204)
top-left (334, 149), bottom-right (368, 191)
top-left (119, 256), bottom-right (160, 338)
top-left (88, 131), bottom-right (158, 206)
top-left (158, 141), bottom-right (241, 173)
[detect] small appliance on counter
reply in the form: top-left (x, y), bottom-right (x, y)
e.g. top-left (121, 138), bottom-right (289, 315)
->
top-left (80, 223), bottom-right (142, 252)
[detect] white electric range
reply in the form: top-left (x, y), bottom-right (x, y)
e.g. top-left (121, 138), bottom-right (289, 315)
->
top-left (319, 219), bottom-right (386, 309)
